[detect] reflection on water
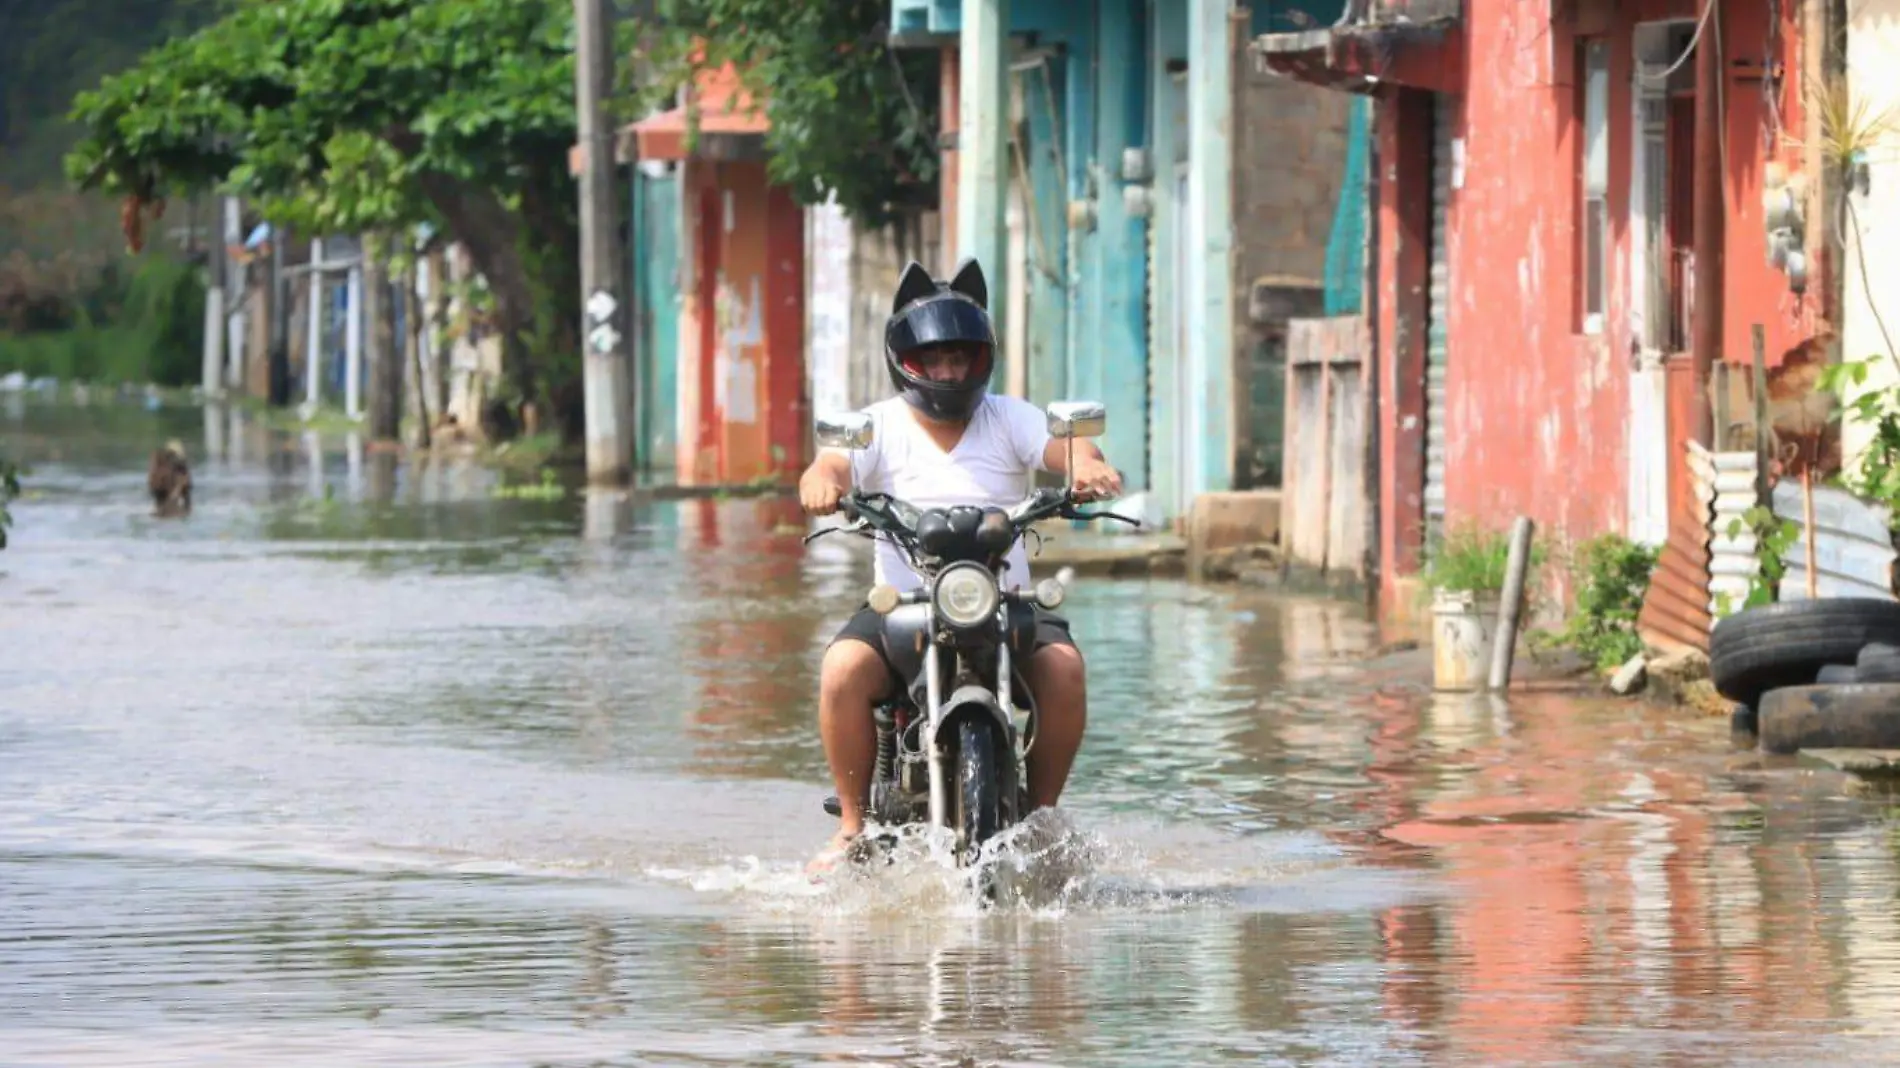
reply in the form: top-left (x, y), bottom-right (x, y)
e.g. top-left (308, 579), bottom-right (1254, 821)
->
top-left (7, 397), bottom-right (1900, 1065)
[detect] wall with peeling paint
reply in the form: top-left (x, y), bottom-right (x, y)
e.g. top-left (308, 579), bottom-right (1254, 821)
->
top-left (1364, 0), bottom-right (1811, 589)
top-left (1441, 0), bottom-right (1631, 549)
top-left (677, 160), bottom-right (808, 486)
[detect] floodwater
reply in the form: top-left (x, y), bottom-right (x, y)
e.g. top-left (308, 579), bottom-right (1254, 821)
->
top-left (5, 398), bottom-right (1900, 1067)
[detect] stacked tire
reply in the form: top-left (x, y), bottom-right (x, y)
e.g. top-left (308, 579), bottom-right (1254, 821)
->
top-left (1713, 599), bottom-right (1900, 754)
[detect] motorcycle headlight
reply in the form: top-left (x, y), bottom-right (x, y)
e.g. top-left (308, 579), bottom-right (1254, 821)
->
top-left (933, 563), bottom-right (1001, 628)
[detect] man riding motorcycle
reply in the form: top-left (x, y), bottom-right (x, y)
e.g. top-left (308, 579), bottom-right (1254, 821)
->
top-left (797, 257), bottom-right (1123, 874)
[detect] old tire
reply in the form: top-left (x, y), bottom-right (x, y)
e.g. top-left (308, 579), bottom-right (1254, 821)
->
top-left (1710, 599), bottom-right (1900, 707)
top-left (953, 717), bottom-right (1004, 867)
top-left (1858, 642), bottom-right (1900, 683)
top-left (1757, 684), bottom-right (1900, 755)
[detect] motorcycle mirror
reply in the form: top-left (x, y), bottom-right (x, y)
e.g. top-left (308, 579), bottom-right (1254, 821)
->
top-left (1045, 401), bottom-right (1106, 440)
top-left (815, 411), bottom-right (875, 451)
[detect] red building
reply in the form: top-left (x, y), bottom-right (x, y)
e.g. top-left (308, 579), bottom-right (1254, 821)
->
top-left (1259, 0), bottom-right (1824, 645)
top-left (628, 61), bottom-right (809, 487)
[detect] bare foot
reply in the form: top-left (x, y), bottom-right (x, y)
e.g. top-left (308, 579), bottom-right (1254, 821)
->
top-left (805, 829), bottom-right (861, 879)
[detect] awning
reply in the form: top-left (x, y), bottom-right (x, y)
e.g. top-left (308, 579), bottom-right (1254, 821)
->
top-left (627, 61), bottom-right (769, 162)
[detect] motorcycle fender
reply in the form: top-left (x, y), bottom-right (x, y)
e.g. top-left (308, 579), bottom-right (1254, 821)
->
top-left (929, 684), bottom-right (1021, 801)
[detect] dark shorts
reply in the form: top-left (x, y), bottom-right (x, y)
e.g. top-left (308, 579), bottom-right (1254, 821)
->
top-left (830, 604), bottom-right (1078, 692)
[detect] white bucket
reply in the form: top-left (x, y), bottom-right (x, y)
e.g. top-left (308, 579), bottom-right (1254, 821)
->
top-left (1431, 587), bottom-right (1500, 692)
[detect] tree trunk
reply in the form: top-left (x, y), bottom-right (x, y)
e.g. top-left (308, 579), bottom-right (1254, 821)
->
top-left (364, 240), bottom-right (402, 443)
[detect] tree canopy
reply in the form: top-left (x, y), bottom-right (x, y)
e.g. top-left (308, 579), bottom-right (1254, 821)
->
top-left (652, 0), bottom-right (940, 227)
top-left (63, 0), bottom-right (616, 431)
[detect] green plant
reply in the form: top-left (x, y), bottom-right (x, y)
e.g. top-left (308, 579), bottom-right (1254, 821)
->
top-left (1538, 533), bottom-right (1659, 672)
top-left (492, 467), bottom-right (566, 501)
top-left (1716, 505), bottom-right (1800, 616)
top-left (1422, 525), bottom-right (1543, 595)
top-left (652, 1), bottom-right (941, 228)
top-left (61, 0), bottom-right (628, 437)
top-left (1818, 356), bottom-right (1900, 518)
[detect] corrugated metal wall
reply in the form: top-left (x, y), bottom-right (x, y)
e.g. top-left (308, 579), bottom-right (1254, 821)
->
top-left (1703, 447), bottom-right (1760, 621)
top-left (1774, 482), bottom-right (1898, 602)
top-left (1424, 93), bottom-right (1453, 548)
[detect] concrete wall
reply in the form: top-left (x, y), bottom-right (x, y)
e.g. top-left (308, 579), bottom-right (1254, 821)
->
top-left (1230, 24), bottom-right (1353, 490)
top-left (1845, 0), bottom-right (1900, 465)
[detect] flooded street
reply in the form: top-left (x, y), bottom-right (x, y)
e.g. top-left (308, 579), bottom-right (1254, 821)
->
top-left (8, 399), bottom-right (1900, 1066)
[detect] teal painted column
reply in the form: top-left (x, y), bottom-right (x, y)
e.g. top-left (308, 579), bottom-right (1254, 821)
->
top-left (1022, 57), bottom-right (1070, 407)
top-left (1062, 9), bottom-right (1096, 404)
top-left (1088, 0), bottom-right (1149, 495)
top-left (1146, 1), bottom-right (1188, 520)
top-left (1186, 0), bottom-right (1233, 498)
top-left (958, 0), bottom-right (1011, 384)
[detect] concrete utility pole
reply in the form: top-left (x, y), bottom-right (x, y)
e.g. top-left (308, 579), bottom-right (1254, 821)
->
top-left (574, 0), bottom-right (632, 485)
top-left (305, 237), bottom-right (324, 412)
top-left (202, 205), bottom-right (227, 399)
top-left (958, 0), bottom-right (1009, 382)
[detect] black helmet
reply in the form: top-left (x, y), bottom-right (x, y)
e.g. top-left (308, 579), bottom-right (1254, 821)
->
top-left (884, 258), bottom-right (996, 422)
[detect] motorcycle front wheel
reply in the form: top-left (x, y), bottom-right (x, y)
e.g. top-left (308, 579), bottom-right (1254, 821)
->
top-left (953, 716), bottom-right (1005, 867)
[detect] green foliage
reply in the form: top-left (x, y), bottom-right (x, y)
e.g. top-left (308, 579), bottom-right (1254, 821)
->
top-left (1423, 524), bottom-right (1545, 594)
top-left (64, 0), bottom-right (591, 233)
top-left (1536, 534), bottom-right (1659, 672)
top-left (1818, 355), bottom-right (1900, 526)
top-left (61, 0), bottom-right (626, 431)
top-left (653, 0), bottom-right (940, 227)
top-left (0, 0), bottom-right (226, 190)
top-left (0, 456), bottom-right (22, 550)
top-left (492, 467), bottom-right (567, 500)
top-left (1716, 505), bottom-right (1799, 616)
top-left (0, 251), bottom-right (205, 387)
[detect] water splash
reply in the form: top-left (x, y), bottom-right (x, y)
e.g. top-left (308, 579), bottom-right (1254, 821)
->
top-left (642, 809), bottom-right (1376, 918)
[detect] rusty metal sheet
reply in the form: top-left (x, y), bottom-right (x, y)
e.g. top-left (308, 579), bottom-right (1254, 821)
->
top-left (1773, 482), bottom-right (1897, 602)
top-left (1705, 448), bottom-right (1761, 621)
top-left (1639, 436), bottom-right (1714, 652)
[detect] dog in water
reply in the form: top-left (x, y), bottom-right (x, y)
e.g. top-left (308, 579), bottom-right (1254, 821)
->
top-left (148, 440), bottom-right (192, 518)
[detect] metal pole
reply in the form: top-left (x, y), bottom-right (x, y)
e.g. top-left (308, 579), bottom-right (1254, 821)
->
top-left (575, 0), bottom-right (632, 484)
top-left (1487, 516), bottom-right (1537, 692)
top-left (306, 238), bottom-right (324, 411)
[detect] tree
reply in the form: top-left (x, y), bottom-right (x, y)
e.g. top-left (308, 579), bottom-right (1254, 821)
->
top-left (63, 0), bottom-right (637, 437)
top-left (652, 0), bottom-right (939, 228)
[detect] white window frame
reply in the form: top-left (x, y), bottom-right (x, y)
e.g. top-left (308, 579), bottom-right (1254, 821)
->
top-left (1581, 37), bottom-right (1611, 335)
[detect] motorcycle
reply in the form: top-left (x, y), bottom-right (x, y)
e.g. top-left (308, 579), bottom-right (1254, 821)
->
top-left (807, 400), bottom-right (1139, 876)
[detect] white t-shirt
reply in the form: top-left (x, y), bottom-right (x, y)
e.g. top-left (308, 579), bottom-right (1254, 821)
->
top-left (826, 394), bottom-right (1051, 593)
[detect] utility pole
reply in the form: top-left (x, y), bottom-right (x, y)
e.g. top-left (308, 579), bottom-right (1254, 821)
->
top-left (574, 0), bottom-right (632, 485)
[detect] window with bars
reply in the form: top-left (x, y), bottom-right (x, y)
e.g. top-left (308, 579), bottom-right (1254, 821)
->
top-left (1579, 38), bottom-right (1610, 335)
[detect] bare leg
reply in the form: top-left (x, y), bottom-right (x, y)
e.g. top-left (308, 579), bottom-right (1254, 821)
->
top-left (812, 639), bottom-right (891, 867)
top-left (1024, 643), bottom-right (1087, 810)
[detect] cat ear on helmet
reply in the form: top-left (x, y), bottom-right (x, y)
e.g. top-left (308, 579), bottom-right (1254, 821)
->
top-left (947, 257), bottom-right (988, 309)
top-left (891, 261), bottom-right (938, 314)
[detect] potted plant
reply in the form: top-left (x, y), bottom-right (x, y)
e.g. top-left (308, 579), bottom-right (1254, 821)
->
top-left (1422, 525), bottom-right (1525, 691)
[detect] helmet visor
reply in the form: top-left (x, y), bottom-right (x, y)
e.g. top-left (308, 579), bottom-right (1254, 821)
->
top-left (887, 295), bottom-right (996, 353)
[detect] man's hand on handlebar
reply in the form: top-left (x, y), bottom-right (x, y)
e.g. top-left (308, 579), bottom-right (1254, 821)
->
top-left (1070, 457), bottom-right (1124, 503)
top-left (799, 471), bottom-right (846, 516)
